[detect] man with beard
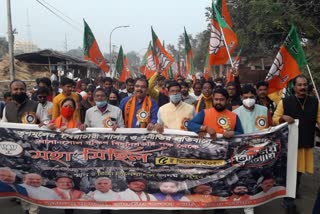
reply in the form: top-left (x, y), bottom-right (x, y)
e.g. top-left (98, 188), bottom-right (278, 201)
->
top-left (181, 81), bottom-right (197, 105)
top-left (119, 178), bottom-right (156, 201)
top-left (1, 80), bottom-right (38, 124)
top-left (255, 81), bottom-right (276, 116)
top-left (273, 75), bottom-right (320, 213)
top-left (120, 78), bottom-right (159, 129)
top-left (227, 183), bottom-right (251, 201)
top-left (188, 87), bottom-right (243, 139)
top-left (119, 78), bottom-right (135, 101)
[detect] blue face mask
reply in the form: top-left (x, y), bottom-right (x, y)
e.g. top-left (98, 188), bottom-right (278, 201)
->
top-left (96, 100), bottom-right (108, 107)
top-left (170, 93), bottom-right (182, 104)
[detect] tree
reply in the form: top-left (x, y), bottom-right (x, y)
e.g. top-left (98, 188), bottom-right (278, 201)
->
top-left (65, 47), bottom-right (83, 58)
top-left (0, 37), bottom-right (9, 58)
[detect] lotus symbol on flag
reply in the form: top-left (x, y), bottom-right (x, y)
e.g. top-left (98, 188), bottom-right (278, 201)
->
top-left (209, 24), bottom-right (224, 54)
top-left (266, 52), bottom-right (285, 81)
top-left (156, 47), bottom-right (171, 72)
top-left (146, 54), bottom-right (156, 70)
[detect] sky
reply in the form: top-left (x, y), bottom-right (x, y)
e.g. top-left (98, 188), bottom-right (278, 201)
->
top-left (0, 0), bottom-right (210, 54)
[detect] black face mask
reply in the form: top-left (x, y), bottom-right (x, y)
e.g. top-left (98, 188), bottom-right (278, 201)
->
top-left (108, 100), bottom-right (118, 106)
top-left (12, 93), bottom-right (28, 104)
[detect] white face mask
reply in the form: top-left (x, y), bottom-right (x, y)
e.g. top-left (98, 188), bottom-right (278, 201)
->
top-left (242, 98), bottom-right (255, 108)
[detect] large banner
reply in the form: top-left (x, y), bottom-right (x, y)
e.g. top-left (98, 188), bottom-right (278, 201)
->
top-left (0, 122), bottom-right (298, 209)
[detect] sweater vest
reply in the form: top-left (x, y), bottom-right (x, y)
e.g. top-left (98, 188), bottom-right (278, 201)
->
top-left (5, 100), bottom-right (38, 123)
top-left (203, 108), bottom-right (237, 134)
top-left (283, 96), bottom-right (318, 148)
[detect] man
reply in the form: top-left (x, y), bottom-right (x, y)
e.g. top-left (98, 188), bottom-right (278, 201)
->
top-left (36, 87), bottom-right (53, 125)
top-left (148, 72), bottom-right (169, 107)
top-left (20, 173), bottom-right (59, 214)
top-left (187, 184), bottom-right (219, 202)
top-left (120, 78), bottom-right (159, 129)
top-left (0, 167), bottom-right (28, 196)
top-left (155, 81), bottom-right (195, 132)
top-left (0, 92), bottom-right (12, 119)
top-left (85, 88), bottom-right (124, 129)
top-left (102, 77), bottom-right (115, 94)
top-left (195, 81), bottom-right (215, 113)
top-left (52, 176), bottom-right (85, 200)
top-left (255, 81), bottom-right (276, 116)
top-left (273, 75), bottom-right (320, 213)
top-left (38, 77), bottom-right (53, 101)
top-left (226, 81), bottom-right (242, 111)
top-left (190, 81), bottom-right (202, 101)
top-left (119, 78), bottom-right (135, 100)
top-left (227, 183), bottom-right (251, 202)
top-left (252, 176), bottom-right (285, 199)
top-left (1, 80), bottom-right (38, 124)
top-left (87, 177), bottom-right (120, 201)
top-left (233, 84), bottom-right (271, 133)
top-left (181, 81), bottom-right (197, 105)
top-left (188, 88), bottom-right (243, 139)
top-left (119, 178), bottom-right (156, 201)
top-left (20, 173), bottom-right (59, 199)
top-left (52, 77), bottom-right (80, 121)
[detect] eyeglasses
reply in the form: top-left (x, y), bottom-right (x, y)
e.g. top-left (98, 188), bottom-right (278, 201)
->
top-left (38, 96), bottom-right (47, 99)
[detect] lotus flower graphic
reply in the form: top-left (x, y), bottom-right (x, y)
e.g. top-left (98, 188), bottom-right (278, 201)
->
top-left (266, 52), bottom-right (285, 81)
top-left (209, 24), bottom-right (224, 55)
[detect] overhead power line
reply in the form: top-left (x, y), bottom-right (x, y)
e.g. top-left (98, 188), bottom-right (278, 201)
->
top-left (40, 0), bottom-right (82, 27)
top-left (35, 0), bottom-right (82, 33)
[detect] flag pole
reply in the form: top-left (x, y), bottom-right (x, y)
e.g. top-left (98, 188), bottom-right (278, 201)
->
top-left (306, 64), bottom-right (320, 101)
top-left (218, 25), bottom-right (234, 68)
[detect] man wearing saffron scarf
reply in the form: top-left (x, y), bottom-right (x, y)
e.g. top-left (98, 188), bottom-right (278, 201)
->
top-left (188, 87), bottom-right (243, 139)
top-left (120, 78), bottom-right (159, 129)
top-left (195, 81), bottom-right (215, 113)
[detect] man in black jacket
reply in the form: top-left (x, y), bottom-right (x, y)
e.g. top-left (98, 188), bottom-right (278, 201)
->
top-left (273, 74), bottom-right (320, 213)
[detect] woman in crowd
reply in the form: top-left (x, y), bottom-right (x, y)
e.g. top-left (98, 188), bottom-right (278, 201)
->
top-left (47, 98), bottom-right (82, 131)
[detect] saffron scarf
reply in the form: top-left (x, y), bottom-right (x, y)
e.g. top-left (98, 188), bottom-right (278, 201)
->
top-left (54, 116), bottom-right (77, 129)
top-left (195, 95), bottom-right (213, 113)
top-left (124, 96), bottom-right (152, 128)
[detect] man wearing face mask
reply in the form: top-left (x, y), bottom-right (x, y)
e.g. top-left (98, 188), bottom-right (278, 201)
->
top-left (233, 84), bottom-right (271, 134)
top-left (188, 88), bottom-right (243, 139)
top-left (1, 80), bottom-right (38, 124)
top-left (85, 88), bottom-right (124, 130)
top-left (155, 81), bottom-right (195, 133)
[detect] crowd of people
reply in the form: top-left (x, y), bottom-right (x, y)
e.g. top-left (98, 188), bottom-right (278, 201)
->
top-left (0, 68), bottom-right (319, 214)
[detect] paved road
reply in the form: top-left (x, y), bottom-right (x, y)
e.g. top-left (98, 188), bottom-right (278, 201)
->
top-left (1, 148), bottom-right (320, 214)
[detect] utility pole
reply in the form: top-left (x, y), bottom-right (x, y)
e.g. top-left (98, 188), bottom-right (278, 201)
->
top-left (64, 33), bottom-right (68, 52)
top-left (7, 0), bottom-right (15, 80)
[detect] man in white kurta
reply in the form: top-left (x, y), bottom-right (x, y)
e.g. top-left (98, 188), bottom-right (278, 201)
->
top-left (20, 173), bottom-right (59, 214)
top-left (87, 177), bottom-right (121, 201)
top-left (156, 81), bottom-right (195, 132)
top-left (119, 178), bottom-right (156, 201)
